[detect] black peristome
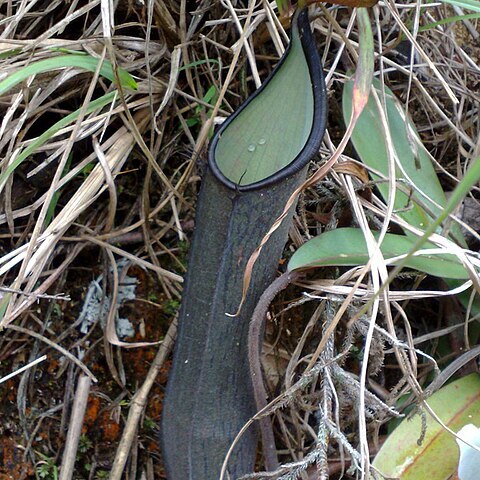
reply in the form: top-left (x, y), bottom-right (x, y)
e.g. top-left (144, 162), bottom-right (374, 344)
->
top-left (208, 8), bottom-right (326, 192)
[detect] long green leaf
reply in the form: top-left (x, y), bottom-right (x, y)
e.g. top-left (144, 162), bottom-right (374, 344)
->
top-left (343, 77), bottom-right (480, 317)
top-left (440, 0), bottom-right (480, 12)
top-left (343, 78), bottom-right (465, 245)
top-left (373, 374), bottom-right (480, 479)
top-left (0, 54), bottom-right (137, 95)
top-left (288, 227), bottom-right (473, 279)
top-left (351, 8), bottom-right (374, 119)
top-left (0, 92), bottom-right (117, 191)
top-left (420, 12), bottom-right (480, 31)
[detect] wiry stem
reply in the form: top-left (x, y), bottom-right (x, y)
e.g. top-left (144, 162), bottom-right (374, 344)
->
top-left (248, 270), bottom-right (302, 472)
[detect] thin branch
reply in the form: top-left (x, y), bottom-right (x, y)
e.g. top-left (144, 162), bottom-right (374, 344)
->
top-left (110, 317), bottom-right (177, 480)
top-left (59, 375), bottom-right (92, 480)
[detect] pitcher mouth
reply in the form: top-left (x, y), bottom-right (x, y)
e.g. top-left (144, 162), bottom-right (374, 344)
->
top-left (208, 8), bottom-right (327, 192)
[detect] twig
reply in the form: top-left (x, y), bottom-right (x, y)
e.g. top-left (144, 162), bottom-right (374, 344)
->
top-left (109, 316), bottom-right (177, 480)
top-left (0, 287), bottom-right (70, 301)
top-left (59, 375), bottom-right (92, 480)
top-left (6, 324), bottom-right (97, 382)
top-left (0, 354), bottom-right (47, 384)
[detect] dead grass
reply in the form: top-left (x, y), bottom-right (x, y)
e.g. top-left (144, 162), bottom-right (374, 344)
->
top-left (0, 1), bottom-right (479, 479)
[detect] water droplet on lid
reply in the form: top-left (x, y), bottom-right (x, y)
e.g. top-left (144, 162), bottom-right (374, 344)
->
top-left (247, 144), bottom-right (256, 152)
top-left (258, 138), bottom-right (266, 145)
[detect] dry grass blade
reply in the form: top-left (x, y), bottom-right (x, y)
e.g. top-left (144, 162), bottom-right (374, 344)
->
top-left (6, 324), bottom-right (97, 382)
top-left (0, 112), bottom-right (155, 326)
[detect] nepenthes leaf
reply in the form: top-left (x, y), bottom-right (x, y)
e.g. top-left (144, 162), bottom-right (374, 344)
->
top-left (373, 374), bottom-right (480, 479)
top-left (342, 78), bottom-right (465, 245)
top-left (288, 227), bottom-right (474, 279)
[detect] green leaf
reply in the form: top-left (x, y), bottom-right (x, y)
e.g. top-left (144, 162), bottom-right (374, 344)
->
top-left (179, 58), bottom-right (220, 71)
top-left (203, 85), bottom-right (217, 105)
top-left (0, 48), bottom-right (22, 59)
top-left (212, 10), bottom-right (314, 186)
top-left (420, 12), bottom-right (480, 32)
top-left (287, 227), bottom-right (474, 279)
top-left (0, 54), bottom-right (137, 96)
top-left (342, 78), bottom-right (464, 241)
top-left (44, 154), bottom-right (73, 227)
top-left (440, 0), bottom-right (480, 12)
top-left (0, 92), bottom-right (117, 191)
top-left (373, 373), bottom-right (480, 479)
top-left (351, 8), bottom-right (374, 119)
top-left (275, 0), bottom-right (291, 15)
top-left (343, 77), bottom-right (480, 319)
